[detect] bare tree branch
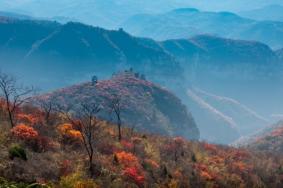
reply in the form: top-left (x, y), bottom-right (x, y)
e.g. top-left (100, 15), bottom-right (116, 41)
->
top-left (55, 101), bottom-right (101, 176)
top-left (0, 71), bottom-right (35, 128)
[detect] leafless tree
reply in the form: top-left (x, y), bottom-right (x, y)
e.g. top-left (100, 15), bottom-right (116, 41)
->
top-left (56, 102), bottom-right (101, 176)
top-left (109, 94), bottom-right (123, 141)
top-left (36, 97), bottom-right (55, 124)
top-left (0, 72), bottom-right (34, 128)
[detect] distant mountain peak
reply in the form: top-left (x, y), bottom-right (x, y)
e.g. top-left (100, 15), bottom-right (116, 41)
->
top-left (172, 8), bottom-right (199, 13)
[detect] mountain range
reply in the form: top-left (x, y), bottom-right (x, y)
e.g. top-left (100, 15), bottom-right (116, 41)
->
top-left (2, 0), bottom-right (283, 30)
top-left (121, 8), bottom-right (283, 49)
top-left (239, 4), bottom-right (283, 22)
top-left (1, 16), bottom-right (283, 144)
top-left (1, 17), bottom-right (281, 90)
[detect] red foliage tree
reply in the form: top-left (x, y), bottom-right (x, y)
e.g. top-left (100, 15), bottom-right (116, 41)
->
top-left (123, 167), bottom-right (145, 187)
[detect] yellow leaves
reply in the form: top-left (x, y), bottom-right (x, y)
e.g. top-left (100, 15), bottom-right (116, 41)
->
top-left (58, 123), bottom-right (73, 133)
top-left (57, 123), bottom-right (83, 143)
top-left (74, 179), bottom-right (99, 188)
top-left (168, 179), bottom-right (180, 188)
top-left (144, 140), bottom-right (160, 162)
top-left (59, 171), bottom-right (98, 188)
top-left (68, 130), bottom-right (83, 141)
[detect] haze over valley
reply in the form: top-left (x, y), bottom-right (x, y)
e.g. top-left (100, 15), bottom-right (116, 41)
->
top-left (1, 1), bottom-right (283, 187)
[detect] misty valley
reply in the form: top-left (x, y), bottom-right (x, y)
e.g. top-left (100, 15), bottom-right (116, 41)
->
top-left (1, 1), bottom-right (283, 188)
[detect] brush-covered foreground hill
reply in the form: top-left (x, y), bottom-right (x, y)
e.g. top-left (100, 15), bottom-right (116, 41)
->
top-left (1, 103), bottom-right (283, 187)
top-left (37, 71), bottom-right (199, 140)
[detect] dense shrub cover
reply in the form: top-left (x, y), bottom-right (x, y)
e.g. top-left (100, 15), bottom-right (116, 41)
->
top-left (1, 76), bottom-right (283, 187)
top-left (2, 105), bottom-right (283, 188)
top-left (8, 144), bottom-right (27, 161)
top-left (11, 124), bottom-right (39, 141)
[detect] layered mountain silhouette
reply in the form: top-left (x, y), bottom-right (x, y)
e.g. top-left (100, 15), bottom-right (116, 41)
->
top-left (0, 16), bottom-right (282, 144)
top-left (239, 4), bottom-right (283, 22)
top-left (1, 17), bottom-right (281, 89)
top-left (121, 8), bottom-right (283, 48)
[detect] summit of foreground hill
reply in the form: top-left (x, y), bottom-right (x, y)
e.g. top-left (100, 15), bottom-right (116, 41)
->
top-left (39, 70), bottom-right (200, 140)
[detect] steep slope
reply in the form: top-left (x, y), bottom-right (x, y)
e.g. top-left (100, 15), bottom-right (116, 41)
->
top-left (186, 89), bottom-right (240, 144)
top-left (38, 71), bottom-right (199, 140)
top-left (194, 89), bottom-right (268, 135)
top-left (0, 19), bottom-right (180, 90)
top-left (0, 18), bottom-right (59, 57)
top-left (159, 35), bottom-right (278, 65)
top-left (236, 121), bottom-right (283, 153)
top-left (185, 88), bottom-right (269, 144)
top-left (121, 8), bottom-right (283, 48)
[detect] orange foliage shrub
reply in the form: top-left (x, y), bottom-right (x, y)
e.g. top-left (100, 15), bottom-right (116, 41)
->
top-left (67, 130), bottom-right (83, 140)
top-left (16, 113), bottom-right (40, 126)
top-left (194, 163), bottom-right (215, 181)
top-left (58, 123), bottom-right (73, 133)
top-left (11, 124), bottom-right (39, 141)
top-left (115, 151), bottom-right (139, 166)
top-left (57, 123), bottom-right (83, 144)
top-left (11, 124), bottom-right (51, 152)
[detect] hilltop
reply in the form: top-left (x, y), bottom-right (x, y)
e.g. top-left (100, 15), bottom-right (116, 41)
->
top-left (37, 71), bottom-right (199, 140)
